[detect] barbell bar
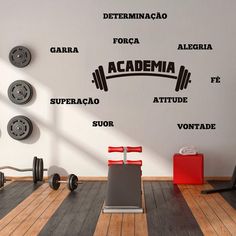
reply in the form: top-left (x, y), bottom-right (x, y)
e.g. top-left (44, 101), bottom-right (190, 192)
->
top-left (0, 171), bottom-right (30, 188)
top-left (92, 65), bottom-right (191, 92)
top-left (0, 157), bottom-right (47, 185)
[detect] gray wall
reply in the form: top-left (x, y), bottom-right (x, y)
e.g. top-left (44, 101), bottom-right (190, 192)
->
top-left (0, 0), bottom-right (235, 176)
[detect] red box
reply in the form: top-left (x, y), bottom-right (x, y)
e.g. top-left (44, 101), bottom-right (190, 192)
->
top-left (173, 153), bottom-right (204, 184)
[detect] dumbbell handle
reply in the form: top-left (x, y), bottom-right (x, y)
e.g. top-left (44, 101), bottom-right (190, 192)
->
top-left (57, 180), bottom-right (69, 184)
top-left (57, 179), bottom-right (82, 184)
top-left (0, 166), bottom-right (48, 172)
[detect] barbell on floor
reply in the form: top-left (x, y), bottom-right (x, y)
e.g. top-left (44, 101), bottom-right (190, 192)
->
top-left (0, 172), bottom-right (8, 188)
top-left (92, 65), bottom-right (191, 92)
top-left (49, 173), bottom-right (81, 191)
top-left (0, 157), bottom-right (47, 187)
top-left (0, 171), bottom-right (29, 188)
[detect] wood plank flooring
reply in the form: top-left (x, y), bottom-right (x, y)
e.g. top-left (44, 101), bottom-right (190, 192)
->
top-left (179, 183), bottom-right (236, 235)
top-left (0, 183), bottom-right (70, 236)
top-left (210, 181), bottom-right (236, 208)
top-left (94, 182), bottom-right (148, 236)
top-left (144, 181), bottom-right (203, 236)
top-left (39, 181), bottom-right (106, 236)
top-left (0, 180), bottom-right (235, 235)
top-left (0, 181), bottom-right (42, 219)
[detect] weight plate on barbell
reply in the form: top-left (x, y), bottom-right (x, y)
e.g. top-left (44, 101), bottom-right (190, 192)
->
top-left (38, 158), bottom-right (44, 181)
top-left (98, 66), bottom-right (108, 92)
top-left (175, 66), bottom-right (185, 92)
top-left (68, 174), bottom-right (78, 191)
top-left (180, 69), bottom-right (188, 90)
top-left (9, 46), bottom-right (31, 68)
top-left (35, 158), bottom-right (40, 182)
top-left (7, 115), bottom-right (33, 140)
top-left (33, 156), bottom-right (38, 183)
top-left (0, 172), bottom-right (5, 188)
top-left (92, 72), bottom-right (99, 89)
top-left (8, 80), bottom-right (33, 105)
top-left (184, 72), bottom-right (191, 89)
top-left (49, 173), bottom-right (60, 190)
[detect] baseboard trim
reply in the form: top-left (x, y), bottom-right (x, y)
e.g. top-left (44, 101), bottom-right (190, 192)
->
top-left (6, 176), bottom-right (232, 182)
top-left (79, 176), bottom-right (232, 181)
top-left (78, 176), bottom-right (232, 181)
top-left (204, 176), bottom-right (231, 181)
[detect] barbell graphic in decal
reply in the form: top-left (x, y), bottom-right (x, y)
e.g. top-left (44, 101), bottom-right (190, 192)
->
top-left (92, 65), bottom-right (191, 92)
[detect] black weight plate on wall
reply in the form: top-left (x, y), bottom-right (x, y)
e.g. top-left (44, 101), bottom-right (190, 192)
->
top-left (7, 115), bottom-right (33, 140)
top-left (49, 173), bottom-right (60, 190)
top-left (8, 80), bottom-right (33, 105)
top-left (33, 156), bottom-right (37, 183)
top-left (68, 174), bottom-right (78, 191)
top-left (9, 46), bottom-right (31, 68)
top-left (0, 172), bottom-right (5, 188)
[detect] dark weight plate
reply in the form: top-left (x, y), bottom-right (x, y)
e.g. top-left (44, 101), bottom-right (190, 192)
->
top-left (0, 172), bottom-right (5, 188)
top-left (33, 156), bottom-right (38, 183)
top-left (49, 173), bottom-right (60, 190)
top-left (9, 46), bottom-right (31, 68)
top-left (7, 115), bottom-right (33, 140)
top-left (68, 174), bottom-right (78, 191)
top-left (38, 158), bottom-right (44, 181)
top-left (8, 80), bottom-right (33, 105)
top-left (36, 158), bottom-right (40, 182)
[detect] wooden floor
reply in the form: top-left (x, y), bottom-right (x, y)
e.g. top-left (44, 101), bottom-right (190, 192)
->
top-left (210, 181), bottom-right (236, 208)
top-left (179, 183), bottom-right (236, 236)
top-left (0, 181), bottom-right (235, 235)
top-left (94, 182), bottom-right (148, 236)
top-left (39, 181), bottom-right (106, 236)
top-left (144, 182), bottom-right (203, 236)
top-left (0, 181), bottom-right (42, 219)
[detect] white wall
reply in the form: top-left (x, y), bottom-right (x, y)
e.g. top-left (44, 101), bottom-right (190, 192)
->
top-left (0, 0), bottom-right (236, 177)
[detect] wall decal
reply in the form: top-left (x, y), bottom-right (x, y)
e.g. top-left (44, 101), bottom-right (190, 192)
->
top-left (92, 60), bottom-right (191, 92)
top-left (103, 12), bottom-right (167, 20)
top-left (177, 44), bottom-right (212, 50)
top-left (153, 97), bottom-right (188, 103)
top-left (50, 47), bottom-right (79, 53)
top-left (92, 121), bottom-right (114, 127)
top-left (211, 76), bottom-right (221, 83)
top-left (177, 123), bottom-right (216, 130)
top-left (113, 38), bottom-right (140, 45)
top-left (2, 0), bottom-right (235, 177)
top-left (50, 98), bottom-right (99, 105)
